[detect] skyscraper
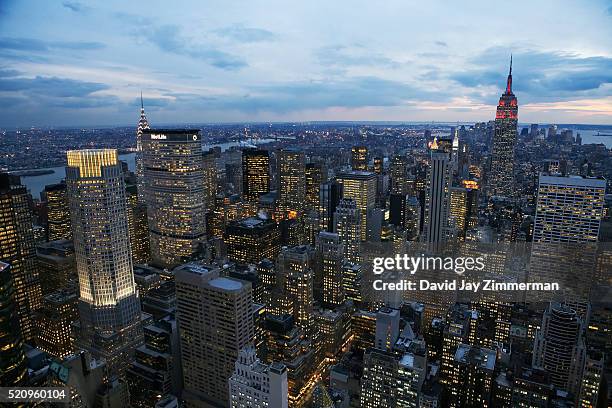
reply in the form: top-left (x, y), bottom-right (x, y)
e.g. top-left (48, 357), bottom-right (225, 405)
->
top-left (0, 261), bottom-right (27, 386)
top-left (126, 184), bottom-right (151, 264)
top-left (0, 172), bottom-right (43, 342)
top-left (333, 198), bottom-right (361, 263)
top-left (277, 148), bottom-right (306, 217)
top-left (224, 217), bottom-right (281, 265)
top-left (305, 162), bottom-right (326, 212)
top-left (44, 182), bottom-right (72, 241)
top-left (228, 346), bottom-right (288, 408)
top-left (242, 149), bottom-right (270, 201)
top-left (421, 145), bottom-right (452, 243)
top-left (142, 129), bottom-right (206, 268)
top-left (448, 344), bottom-right (496, 408)
top-left (489, 57), bottom-right (518, 198)
top-left (35, 289), bottom-right (78, 359)
top-left (316, 232), bottom-right (345, 309)
top-left (533, 302), bottom-right (585, 394)
top-left (533, 175), bottom-right (606, 243)
top-left (351, 145), bottom-right (368, 171)
top-left (203, 149), bottom-right (218, 214)
top-left (136, 93), bottom-right (150, 202)
top-left (66, 149), bottom-right (142, 375)
top-left (175, 263), bottom-right (254, 407)
top-left (319, 180), bottom-right (343, 233)
top-left (337, 171), bottom-right (377, 241)
top-left (276, 245), bottom-right (315, 336)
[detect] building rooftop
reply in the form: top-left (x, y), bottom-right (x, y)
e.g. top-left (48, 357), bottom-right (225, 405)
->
top-left (208, 277), bottom-right (243, 291)
top-left (454, 343), bottom-right (496, 371)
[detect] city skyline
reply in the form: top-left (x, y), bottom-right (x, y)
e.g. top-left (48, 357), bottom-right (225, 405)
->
top-left (1, 1), bottom-right (612, 127)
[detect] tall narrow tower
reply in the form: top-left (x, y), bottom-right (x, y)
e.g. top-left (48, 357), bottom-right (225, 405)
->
top-left (136, 93), bottom-right (150, 202)
top-left (66, 149), bottom-right (142, 376)
top-left (489, 56), bottom-right (518, 198)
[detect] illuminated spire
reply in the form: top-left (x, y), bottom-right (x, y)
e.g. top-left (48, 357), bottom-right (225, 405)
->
top-left (137, 92), bottom-right (150, 136)
top-left (506, 54), bottom-right (513, 94)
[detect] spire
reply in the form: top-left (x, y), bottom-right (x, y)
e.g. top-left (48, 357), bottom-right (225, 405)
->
top-left (506, 54), bottom-right (513, 94)
top-left (137, 92), bottom-right (149, 136)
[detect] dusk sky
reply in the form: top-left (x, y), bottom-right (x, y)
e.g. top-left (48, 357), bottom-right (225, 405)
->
top-left (1, 0), bottom-right (611, 127)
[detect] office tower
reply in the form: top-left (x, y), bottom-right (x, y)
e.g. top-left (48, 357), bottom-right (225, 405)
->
top-left (343, 261), bottom-right (362, 305)
top-left (142, 280), bottom-right (176, 320)
top-left (351, 145), bottom-right (368, 171)
top-left (316, 232), bottom-right (345, 309)
top-left (126, 315), bottom-right (183, 407)
top-left (397, 349), bottom-right (427, 408)
top-left (66, 149), bottom-right (142, 375)
top-left (333, 199), bottom-right (361, 263)
top-left (0, 261), bottom-right (27, 386)
top-left (533, 302), bottom-right (585, 394)
top-left (449, 185), bottom-right (478, 239)
top-left (224, 217), bottom-right (280, 265)
top-left (142, 129), bottom-right (206, 268)
top-left (47, 351), bottom-right (130, 407)
top-left (421, 146), bottom-right (452, 243)
top-left (390, 155), bottom-right (410, 195)
top-left (228, 346), bottom-right (288, 408)
top-left (136, 94), bottom-right (150, 202)
top-left (319, 180), bottom-right (343, 232)
top-left (35, 289), bottom-right (78, 359)
top-left (389, 193), bottom-right (408, 228)
top-left (175, 263), bottom-right (254, 407)
top-left (126, 184), bottom-right (151, 264)
top-left (203, 149), bottom-right (218, 214)
top-left (405, 196), bottom-right (421, 240)
top-left (305, 162), bottom-right (326, 212)
top-left (337, 171), bottom-right (377, 241)
top-left (375, 307), bottom-right (400, 351)
top-left (489, 57), bottom-right (518, 197)
top-left (361, 348), bottom-right (399, 408)
top-left (315, 308), bottom-right (351, 360)
top-left (511, 368), bottom-right (553, 407)
top-left (36, 239), bottom-right (76, 295)
top-left (578, 350), bottom-right (604, 408)
top-left (0, 172), bottom-right (43, 342)
top-left (530, 123), bottom-right (539, 139)
top-left (352, 310), bottom-right (376, 352)
top-left (243, 149), bottom-right (270, 201)
top-left (262, 314), bottom-right (317, 407)
top-left (373, 157), bottom-right (383, 175)
top-left (277, 246), bottom-right (315, 336)
top-left (226, 161), bottom-right (243, 195)
top-left (533, 175), bottom-right (606, 242)
top-left (277, 149), bottom-right (306, 217)
top-left (44, 182), bottom-right (72, 241)
top-left (447, 344), bottom-right (496, 408)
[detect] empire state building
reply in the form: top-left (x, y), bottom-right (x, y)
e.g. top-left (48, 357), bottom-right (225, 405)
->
top-left (489, 57), bottom-right (518, 198)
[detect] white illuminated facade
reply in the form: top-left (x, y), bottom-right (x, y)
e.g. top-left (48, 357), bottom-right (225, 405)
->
top-left (66, 149), bottom-right (142, 375)
top-left (229, 346), bottom-right (288, 408)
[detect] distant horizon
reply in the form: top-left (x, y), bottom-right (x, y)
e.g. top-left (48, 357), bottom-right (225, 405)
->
top-left (3, 120), bottom-right (612, 131)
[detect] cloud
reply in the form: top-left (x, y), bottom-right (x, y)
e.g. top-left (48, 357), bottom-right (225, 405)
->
top-left (62, 1), bottom-right (89, 13)
top-left (214, 24), bottom-right (276, 43)
top-left (115, 13), bottom-right (247, 71)
top-left (315, 44), bottom-right (400, 68)
top-left (435, 41), bottom-right (448, 47)
top-left (0, 68), bottom-right (20, 77)
top-left (169, 76), bottom-right (446, 113)
top-left (450, 47), bottom-right (612, 102)
top-left (0, 37), bottom-right (104, 51)
top-left (0, 76), bottom-right (108, 97)
top-left (142, 25), bottom-right (246, 70)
